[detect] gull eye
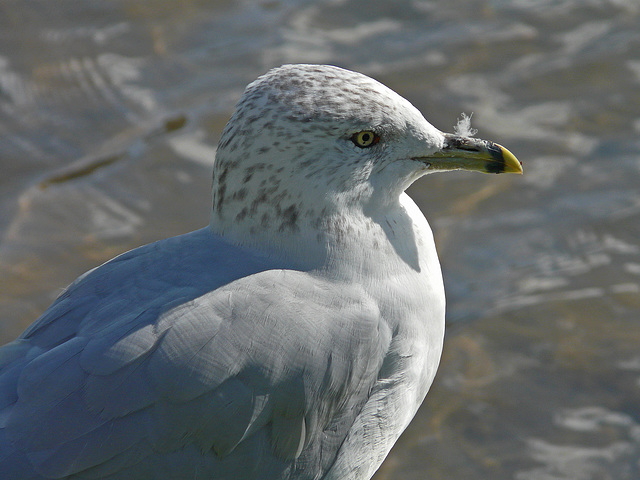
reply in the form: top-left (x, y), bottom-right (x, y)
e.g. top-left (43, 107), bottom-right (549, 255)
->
top-left (351, 131), bottom-right (379, 148)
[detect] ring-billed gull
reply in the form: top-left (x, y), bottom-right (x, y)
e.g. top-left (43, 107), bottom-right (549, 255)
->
top-left (0, 64), bottom-right (521, 480)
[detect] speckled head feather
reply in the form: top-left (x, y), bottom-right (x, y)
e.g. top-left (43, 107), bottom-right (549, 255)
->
top-left (210, 64), bottom-right (444, 256)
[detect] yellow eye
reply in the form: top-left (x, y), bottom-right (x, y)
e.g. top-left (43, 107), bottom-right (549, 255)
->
top-left (351, 131), bottom-right (379, 148)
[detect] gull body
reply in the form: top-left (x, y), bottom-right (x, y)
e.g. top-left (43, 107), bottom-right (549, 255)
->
top-left (0, 65), bottom-right (521, 480)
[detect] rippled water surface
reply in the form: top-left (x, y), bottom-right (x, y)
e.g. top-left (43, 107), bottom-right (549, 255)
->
top-left (1, 1), bottom-right (640, 478)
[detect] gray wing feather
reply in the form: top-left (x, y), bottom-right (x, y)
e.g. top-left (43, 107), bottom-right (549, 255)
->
top-left (0, 229), bottom-right (391, 479)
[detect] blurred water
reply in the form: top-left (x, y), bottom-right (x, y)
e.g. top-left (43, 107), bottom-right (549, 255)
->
top-left (1, 1), bottom-right (639, 478)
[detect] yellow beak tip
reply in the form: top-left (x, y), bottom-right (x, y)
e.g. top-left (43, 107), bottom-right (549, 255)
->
top-left (497, 144), bottom-right (523, 174)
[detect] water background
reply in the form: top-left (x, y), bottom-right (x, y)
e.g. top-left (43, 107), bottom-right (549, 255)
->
top-left (1, 1), bottom-right (640, 478)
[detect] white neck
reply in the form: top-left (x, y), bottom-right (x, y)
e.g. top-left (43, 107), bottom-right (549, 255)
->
top-left (210, 191), bottom-right (430, 284)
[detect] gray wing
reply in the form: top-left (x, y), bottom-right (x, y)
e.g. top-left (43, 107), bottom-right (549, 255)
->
top-left (0, 229), bottom-right (391, 480)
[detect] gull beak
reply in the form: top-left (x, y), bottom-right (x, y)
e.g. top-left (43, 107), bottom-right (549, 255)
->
top-left (421, 133), bottom-right (523, 174)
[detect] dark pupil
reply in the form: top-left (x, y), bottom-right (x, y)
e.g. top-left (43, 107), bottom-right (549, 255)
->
top-left (361, 133), bottom-right (371, 143)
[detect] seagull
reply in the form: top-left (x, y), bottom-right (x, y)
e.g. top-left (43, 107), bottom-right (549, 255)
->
top-left (0, 64), bottom-right (521, 480)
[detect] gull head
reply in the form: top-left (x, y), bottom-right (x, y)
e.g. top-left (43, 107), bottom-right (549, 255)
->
top-left (210, 64), bottom-right (521, 248)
